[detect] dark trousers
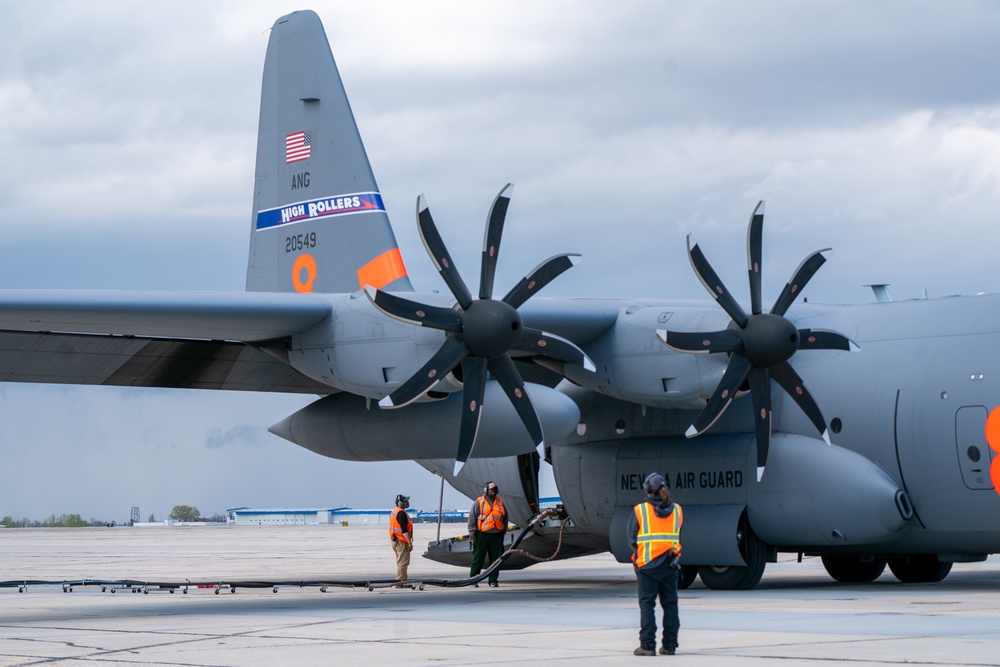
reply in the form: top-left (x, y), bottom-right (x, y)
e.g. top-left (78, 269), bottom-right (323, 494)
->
top-left (470, 531), bottom-right (505, 584)
top-left (636, 564), bottom-right (679, 651)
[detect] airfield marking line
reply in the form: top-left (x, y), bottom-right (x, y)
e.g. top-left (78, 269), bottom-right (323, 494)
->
top-left (0, 618), bottom-right (360, 667)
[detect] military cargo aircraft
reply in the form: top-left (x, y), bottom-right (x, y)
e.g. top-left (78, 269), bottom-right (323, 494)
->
top-left (2, 10), bottom-right (999, 590)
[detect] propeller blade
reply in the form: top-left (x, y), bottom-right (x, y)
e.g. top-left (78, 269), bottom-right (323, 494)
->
top-left (502, 253), bottom-right (581, 310)
top-left (454, 357), bottom-right (488, 476)
top-left (363, 286), bottom-right (463, 332)
top-left (479, 183), bottom-right (513, 301)
top-left (770, 248), bottom-right (831, 317)
top-left (747, 201), bottom-right (765, 315)
top-left (797, 329), bottom-right (855, 352)
top-left (488, 354), bottom-right (544, 453)
top-left (514, 327), bottom-right (596, 371)
top-left (687, 237), bottom-right (749, 328)
top-left (770, 360), bottom-right (830, 442)
top-left (685, 354), bottom-right (753, 438)
top-left (379, 335), bottom-right (469, 409)
top-left (417, 195), bottom-right (473, 310)
top-left (747, 367), bottom-right (772, 481)
top-left (657, 328), bottom-right (744, 354)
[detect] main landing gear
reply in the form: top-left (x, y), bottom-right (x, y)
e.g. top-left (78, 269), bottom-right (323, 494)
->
top-left (821, 553), bottom-right (953, 583)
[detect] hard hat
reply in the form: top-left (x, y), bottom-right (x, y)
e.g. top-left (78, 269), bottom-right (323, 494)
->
top-left (642, 473), bottom-right (666, 494)
top-left (396, 494), bottom-right (409, 506)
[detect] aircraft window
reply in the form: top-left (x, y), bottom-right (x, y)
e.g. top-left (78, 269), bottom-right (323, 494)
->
top-left (615, 419), bottom-right (626, 435)
top-left (576, 423), bottom-right (587, 436)
top-left (941, 391), bottom-right (948, 399)
top-left (830, 418), bottom-right (842, 434)
top-left (968, 446), bottom-right (981, 463)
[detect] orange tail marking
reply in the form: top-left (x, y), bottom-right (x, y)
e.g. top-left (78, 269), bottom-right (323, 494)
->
top-left (292, 253), bottom-right (317, 293)
top-left (357, 248), bottom-right (408, 290)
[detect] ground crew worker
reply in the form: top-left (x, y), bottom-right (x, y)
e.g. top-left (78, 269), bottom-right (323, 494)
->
top-left (468, 481), bottom-right (507, 587)
top-left (389, 494), bottom-right (413, 581)
top-left (628, 472), bottom-right (683, 656)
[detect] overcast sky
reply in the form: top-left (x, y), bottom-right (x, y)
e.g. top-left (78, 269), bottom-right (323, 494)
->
top-left (3, 1), bottom-right (1000, 521)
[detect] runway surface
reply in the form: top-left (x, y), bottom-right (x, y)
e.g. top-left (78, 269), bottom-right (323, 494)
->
top-left (2, 525), bottom-right (1000, 665)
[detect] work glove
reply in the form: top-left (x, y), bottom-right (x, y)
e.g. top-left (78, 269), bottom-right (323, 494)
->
top-left (406, 542), bottom-right (413, 552)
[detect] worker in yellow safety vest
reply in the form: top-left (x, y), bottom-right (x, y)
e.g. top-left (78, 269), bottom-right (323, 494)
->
top-left (468, 481), bottom-right (507, 587)
top-left (389, 493), bottom-right (413, 581)
top-left (628, 473), bottom-right (683, 656)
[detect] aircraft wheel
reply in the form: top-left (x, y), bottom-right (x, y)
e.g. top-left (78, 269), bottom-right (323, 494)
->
top-left (678, 566), bottom-right (698, 590)
top-left (821, 555), bottom-right (887, 582)
top-left (887, 554), bottom-right (952, 583)
top-left (677, 565), bottom-right (698, 590)
top-left (697, 523), bottom-right (767, 590)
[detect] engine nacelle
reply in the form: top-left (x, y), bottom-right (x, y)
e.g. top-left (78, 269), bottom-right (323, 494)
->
top-left (286, 290), bottom-right (452, 398)
top-left (269, 382), bottom-right (580, 462)
top-left (569, 305), bottom-right (731, 410)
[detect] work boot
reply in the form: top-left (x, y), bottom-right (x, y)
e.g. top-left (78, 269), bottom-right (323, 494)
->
top-left (633, 646), bottom-right (655, 656)
top-left (659, 647), bottom-right (676, 655)
top-left (489, 581), bottom-right (499, 588)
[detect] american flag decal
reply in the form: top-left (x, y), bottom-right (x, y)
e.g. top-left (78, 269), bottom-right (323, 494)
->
top-left (286, 130), bottom-right (312, 163)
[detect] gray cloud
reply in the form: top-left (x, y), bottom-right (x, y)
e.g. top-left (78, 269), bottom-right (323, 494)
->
top-left (205, 423), bottom-right (272, 449)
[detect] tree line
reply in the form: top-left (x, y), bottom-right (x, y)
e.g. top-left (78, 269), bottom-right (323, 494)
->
top-left (1, 514), bottom-right (107, 528)
top-left (1, 506), bottom-right (225, 527)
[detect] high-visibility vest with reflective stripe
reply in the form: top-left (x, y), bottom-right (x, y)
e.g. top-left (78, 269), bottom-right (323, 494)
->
top-left (632, 502), bottom-right (682, 568)
top-left (476, 496), bottom-right (506, 532)
top-left (389, 506), bottom-right (411, 544)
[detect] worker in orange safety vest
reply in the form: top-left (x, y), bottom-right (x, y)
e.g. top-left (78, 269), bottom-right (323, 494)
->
top-left (628, 473), bottom-right (683, 656)
top-left (389, 493), bottom-right (413, 581)
top-left (468, 481), bottom-right (507, 587)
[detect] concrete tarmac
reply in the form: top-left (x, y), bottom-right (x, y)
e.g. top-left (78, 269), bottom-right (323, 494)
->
top-left (2, 525), bottom-right (1000, 665)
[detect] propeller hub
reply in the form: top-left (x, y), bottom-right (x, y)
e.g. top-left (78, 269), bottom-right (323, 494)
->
top-left (461, 299), bottom-right (523, 358)
top-left (741, 313), bottom-right (799, 368)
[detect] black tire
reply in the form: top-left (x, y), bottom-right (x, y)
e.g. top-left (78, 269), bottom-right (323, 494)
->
top-left (822, 555), bottom-right (887, 583)
top-left (678, 566), bottom-right (698, 590)
top-left (697, 520), bottom-right (767, 590)
top-left (887, 554), bottom-right (952, 583)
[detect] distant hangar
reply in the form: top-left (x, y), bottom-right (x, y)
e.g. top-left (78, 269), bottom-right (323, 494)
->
top-left (226, 507), bottom-right (469, 526)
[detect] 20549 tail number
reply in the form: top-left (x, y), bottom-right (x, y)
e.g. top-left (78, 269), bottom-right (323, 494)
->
top-left (285, 232), bottom-right (317, 253)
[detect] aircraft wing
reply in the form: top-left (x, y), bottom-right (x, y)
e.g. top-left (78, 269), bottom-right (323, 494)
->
top-left (0, 290), bottom-right (334, 393)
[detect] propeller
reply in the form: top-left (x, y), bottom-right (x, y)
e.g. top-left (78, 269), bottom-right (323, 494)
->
top-left (656, 201), bottom-right (854, 481)
top-left (365, 184), bottom-right (592, 475)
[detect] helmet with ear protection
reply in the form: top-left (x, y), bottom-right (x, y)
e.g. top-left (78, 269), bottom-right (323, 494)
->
top-left (395, 494), bottom-right (409, 507)
top-left (642, 473), bottom-right (665, 495)
top-left (484, 481), bottom-right (498, 495)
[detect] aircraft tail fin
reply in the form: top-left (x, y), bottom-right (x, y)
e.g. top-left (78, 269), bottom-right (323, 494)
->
top-left (246, 10), bottom-right (413, 294)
